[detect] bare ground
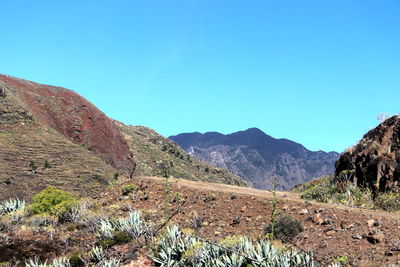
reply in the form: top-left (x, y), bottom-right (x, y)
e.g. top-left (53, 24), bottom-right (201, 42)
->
top-left (102, 176), bottom-right (400, 266)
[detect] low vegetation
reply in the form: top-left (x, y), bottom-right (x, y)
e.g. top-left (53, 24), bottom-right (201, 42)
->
top-left (29, 186), bottom-right (79, 221)
top-left (264, 215), bottom-right (304, 243)
top-left (294, 175), bottom-right (400, 211)
top-left (153, 225), bottom-right (317, 266)
top-left (0, 183), bottom-right (339, 266)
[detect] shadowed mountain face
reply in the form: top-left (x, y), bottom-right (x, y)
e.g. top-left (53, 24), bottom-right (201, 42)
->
top-left (170, 128), bottom-right (339, 190)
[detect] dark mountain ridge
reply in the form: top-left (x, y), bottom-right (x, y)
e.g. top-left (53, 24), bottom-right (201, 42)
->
top-left (170, 128), bottom-right (339, 190)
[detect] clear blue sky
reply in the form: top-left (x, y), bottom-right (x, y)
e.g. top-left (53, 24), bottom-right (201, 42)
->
top-left (1, 0), bottom-right (399, 153)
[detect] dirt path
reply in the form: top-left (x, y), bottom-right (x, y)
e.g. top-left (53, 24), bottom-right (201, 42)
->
top-left (102, 176), bottom-right (400, 266)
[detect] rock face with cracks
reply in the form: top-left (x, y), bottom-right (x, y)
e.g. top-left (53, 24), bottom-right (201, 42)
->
top-left (335, 115), bottom-right (400, 193)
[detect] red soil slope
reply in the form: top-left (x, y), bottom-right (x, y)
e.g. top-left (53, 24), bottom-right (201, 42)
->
top-left (0, 75), bottom-right (135, 176)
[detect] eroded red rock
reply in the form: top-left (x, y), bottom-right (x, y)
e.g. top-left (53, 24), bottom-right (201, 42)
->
top-left (0, 75), bottom-right (135, 176)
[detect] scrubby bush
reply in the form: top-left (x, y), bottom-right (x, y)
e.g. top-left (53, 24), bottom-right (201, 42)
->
top-left (296, 175), bottom-right (374, 208)
top-left (264, 215), bottom-right (303, 242)
top-left (203, 193), bottom-right (217, 203)
top-left (121, 184), bottom-right (138, 196)
top-left (67, 252), bottom-right (85, 267)
top-left (297, 176), bottom-right (336, 203)
top-left (374, 192), bottom-right (400, 211)
top-left (189, 213), bottom-right (204, 229)
top-left (29, 214), bottom-right (58, 228)
top-left (97, 231), bottom-right (132, 248)
top-left (29, 187), bottom-right (78, 221)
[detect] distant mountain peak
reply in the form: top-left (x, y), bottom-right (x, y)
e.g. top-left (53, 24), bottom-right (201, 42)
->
top-left (170, 129), bottom-right (339, 190)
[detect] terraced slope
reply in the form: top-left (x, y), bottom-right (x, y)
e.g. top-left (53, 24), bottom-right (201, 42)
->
top-left (0, 74), bottom-right (246, 201)
top-left (0, 125), bottom-right (118, 201)
top-left (0, 75), bottom-right (129, 200)
top-left (118, 124), bottom-right (247, 187)
top-left (0, 75), bottom-right (135, 175)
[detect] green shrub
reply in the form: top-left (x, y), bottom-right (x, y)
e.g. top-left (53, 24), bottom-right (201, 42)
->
top-left (68, 251), bottom-right (85, 267)
top-left (29, 186), bottom-right (78, 220)
top-left (264, 214), bottom-right (303, 242)
top-left (203, 193), bottom-right (217, 203)
top-left (97, 231), bottom-right (131, 248)
top-left (299, 176), bottom-right (336, 203)
top-left (333, 255), bottom-right (348, 265)
top-left (121, 184), bottom-right (138, 196)
top-left (374, 192), bottom-right (400, 211)
top-left (297, 175), bottom-right (375, 209)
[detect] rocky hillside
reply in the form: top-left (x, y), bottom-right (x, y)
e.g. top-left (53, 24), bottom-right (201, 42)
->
top-left (335, 115), bottom-right (400, 193)
top-left (117, 124), bottom-right (247, 187)
top-left (2, 176), bottom-right (399, 266)
top-left (0, 75), bottom-right (129, 200)
top-left (0, 75), bottom-right (246, 200)
top-left (170, 128), bottom-right (339, 190)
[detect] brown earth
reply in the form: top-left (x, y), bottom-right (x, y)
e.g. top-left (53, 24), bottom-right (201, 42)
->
top-left (1, 176), bottom-right (400, 266)
top-left (98, 176), bottom-right (400, 266)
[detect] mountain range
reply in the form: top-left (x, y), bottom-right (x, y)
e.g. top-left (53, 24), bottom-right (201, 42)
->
top-left (0, 74), bottom-right (244, 200)
top-left (170, 128), bottom-right (340, 190)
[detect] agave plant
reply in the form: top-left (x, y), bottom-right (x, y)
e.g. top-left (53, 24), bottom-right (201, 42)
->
top-left (0, 198), bottom-right (25, 216)
top-left (100, 259), bottom-right (120, 267)
top-left (116, 210), bottom-right (145, 238)
top-left (25, 257), bottom-right (71, 267)
top-left (90, 246), bottom-right (106, 263)
top-left (153, 225), bottom-right (321, 267)
top-left (96, 218), bottom-right (115, 239)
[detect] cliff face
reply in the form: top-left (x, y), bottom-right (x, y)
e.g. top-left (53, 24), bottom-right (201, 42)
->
top-left (170, 128), bottom-right (339, 190)
top-left (335, 115), bottom-right (400, 193)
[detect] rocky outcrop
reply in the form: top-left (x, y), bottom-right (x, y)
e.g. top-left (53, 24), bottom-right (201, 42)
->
top-left (0, 75), bottom-right (135, 176)
top-left (335, 115), bottom-right (400, 193)
top-left (170, 128), bottom-right (339, 190)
